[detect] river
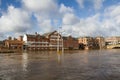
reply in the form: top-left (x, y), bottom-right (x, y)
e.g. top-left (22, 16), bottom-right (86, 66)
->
top-left (0, 49), bottom-right (120, 80)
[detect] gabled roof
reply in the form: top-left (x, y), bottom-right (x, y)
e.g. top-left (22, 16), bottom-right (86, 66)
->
top-left (43, 30), bottom-right (57, 37)
top-left (26, 34), bottom-right (36, 38)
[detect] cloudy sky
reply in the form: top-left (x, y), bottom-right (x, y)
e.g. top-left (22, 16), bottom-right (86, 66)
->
top-left (0, 0), bottom-right (120, 39)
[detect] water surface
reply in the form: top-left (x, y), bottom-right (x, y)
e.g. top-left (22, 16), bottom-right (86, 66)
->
top-left (0, 49), bottom-right (120, 80)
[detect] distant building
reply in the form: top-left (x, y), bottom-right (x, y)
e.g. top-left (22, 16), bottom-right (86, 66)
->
top-left (23, 33), bottom-right (49, 50)
top-left (105, 36), bottom-right (120, 45)
top-left (5, 37), bottom-right (24, 50)
top-left (63, 36), bottom-right (79, 50)
top-left (0, 41), bottom-right (5, 50)
top-left (105, 36), bottom-right (120, 49)
top-left (96, 36), bottom-right (105, 49)
top-left (43, 31), bottom-right (63, 50)
top-left (78, 37), bottom-right (100, 50)
top-left (23, 31), bottom-right (63, 50)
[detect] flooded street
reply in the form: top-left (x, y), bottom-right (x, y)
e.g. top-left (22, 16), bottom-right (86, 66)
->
top-left (0, 49), bottom-right (120, 80)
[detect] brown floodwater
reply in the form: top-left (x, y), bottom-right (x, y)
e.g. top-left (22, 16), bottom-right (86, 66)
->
top-left (0, 49), bottom-right (120, 80)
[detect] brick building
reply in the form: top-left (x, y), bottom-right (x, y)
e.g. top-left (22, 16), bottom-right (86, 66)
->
top-left (43, 31), bottom-right (63, 50)
top-left (63, 36), bottom-right (79, 50)
top-left (23, 33), bottom-right (49, 50)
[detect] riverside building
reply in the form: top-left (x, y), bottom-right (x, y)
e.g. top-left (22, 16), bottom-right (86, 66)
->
top-left (5, 37), bottom-right (24, 50)
top-left (105, 36), bottom-right (120, 49)
top-left (78, 36), bottom-right (105, 50)
top-left (23, 33), bottom-right (49, 50)
top-left (105, 36), bottom-right (120, 45)
top-left (43, 31), bottom-right (63, 50)
top-left (23, 31), bottom-right (63, 50)
top-left (63, 36), bottom-right (79, 50)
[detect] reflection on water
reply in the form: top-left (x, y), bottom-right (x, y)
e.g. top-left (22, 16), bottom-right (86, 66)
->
top-left (0, 49), bottom-right (120, 80)
top-left (57, 51), bottom-right (64, 64)
top-left (22, 52), bottom-right (28, 72)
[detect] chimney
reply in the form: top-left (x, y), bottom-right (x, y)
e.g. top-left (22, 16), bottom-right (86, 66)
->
top-left (8, 36), bottom-right (12, 40)
top-left (14, 38), bottom-right (17, 40)
top-left (18, 36), bottom-right (23, 41)
top-left (35, 32), bottom-right (38, 35)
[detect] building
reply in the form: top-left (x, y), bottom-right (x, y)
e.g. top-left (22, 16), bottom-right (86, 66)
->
top-left (63, 36), bottom-right (79, 50)
top-left (105, 36), bottom-right (120, 45)
top-left (105, 36), bottom-right (120, 49)
top-left (5, 37), bottom-right (24, 50)
top-left (0, 41), bottom-right (5, 50)
top-left (43, 31), bottom-right (63, 50)
top-left (23, 33), bottom-right (49, 50)
top-left (78, 37), bottom-right (99, 50)
top-left (23, 31), bottom-right (63, 50)
top-left (96, 36), bottom-right (105, 49)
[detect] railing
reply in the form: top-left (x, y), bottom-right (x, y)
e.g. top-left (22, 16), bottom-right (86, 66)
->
top-left (49, 45), bottom-right (63, 47)
top-left (28, 45), bottom-right (49, 47)
top-left (26, 41), bottom-right (48, 44)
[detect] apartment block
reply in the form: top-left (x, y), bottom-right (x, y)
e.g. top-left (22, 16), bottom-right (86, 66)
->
top-left (23, 33), bottom-right (49, 50)
top-left (43, 31), bottom-right (63, 50)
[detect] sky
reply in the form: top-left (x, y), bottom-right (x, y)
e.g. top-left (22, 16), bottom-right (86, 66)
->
top-left (0, 0), bottom-right (120, 40)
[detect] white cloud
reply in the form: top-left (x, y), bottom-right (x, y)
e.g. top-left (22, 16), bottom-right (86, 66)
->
top-left (22, 0), bottom-right (60, 33)
top-left (62, 4), bottom-right (120, 37)
top-left (0, 6), bottom-right (32, 33)
top-left (102, 4), bottom-right (120, 36)
top-left (62, 14), bottom-right (101, 37)
top-left (63, 13), bottom-right (79, 25)
top-left (104, 5), bottom-right (120, 18)
top-left (92, 0), bottom-right (104, 10)
top-left (22, 0), bottom-right (58, 16)
top-left (0, 0), bottom-right (119, 39)
top-left (38, 19), bottom-right (54, 33)
top-left (76, 0), bottom-right (84, 8)
top-left (59, 4), bottom-right (74, 14)
top-left (76, 0), bottom-right (104, 10)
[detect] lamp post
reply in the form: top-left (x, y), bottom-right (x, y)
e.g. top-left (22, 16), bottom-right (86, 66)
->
top-left (57, 27), bottom-right (60, 53)
top-left (57, 27), bottom-right (64, 54)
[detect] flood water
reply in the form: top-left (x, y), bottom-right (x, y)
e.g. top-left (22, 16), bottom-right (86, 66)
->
top-left (0, 49), bottom-right (120, 80)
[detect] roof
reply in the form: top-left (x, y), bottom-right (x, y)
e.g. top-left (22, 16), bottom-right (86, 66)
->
top-left (62, 36), bottom-right (78, 40)
top-left (26, 34), bottom-right (47, 39)
top-left (62, 36), bottom-right (68, 40)
top-left (26, 34), bottom-right (36, 38)
top-left (0, 41), bottom-right (4, 45)
top-left (5, 40), bottom-right (24, 44)
top-left (43, 30), bottom-right (57, 37)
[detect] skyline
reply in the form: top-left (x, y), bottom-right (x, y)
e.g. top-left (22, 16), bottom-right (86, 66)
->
top-left (0, 0), bottom-right (120, 40)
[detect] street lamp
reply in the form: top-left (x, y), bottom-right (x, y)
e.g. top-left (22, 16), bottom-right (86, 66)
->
top-left (57, 27), bottom-right (64, 54)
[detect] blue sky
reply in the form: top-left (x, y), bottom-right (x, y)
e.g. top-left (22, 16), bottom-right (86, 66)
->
top-left (0, 0), bottom-right (120, 40)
